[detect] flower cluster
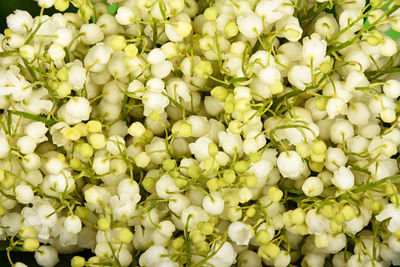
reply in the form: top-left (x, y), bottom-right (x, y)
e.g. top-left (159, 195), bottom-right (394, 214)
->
top-left (0, 0), bottom-right (400, 266)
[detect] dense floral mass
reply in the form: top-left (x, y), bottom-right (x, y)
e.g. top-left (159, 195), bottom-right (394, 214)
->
top-left (0, 0), bottom-right (399, 266)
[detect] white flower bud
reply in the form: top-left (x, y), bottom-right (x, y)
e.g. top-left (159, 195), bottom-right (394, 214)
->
top-left (228, 221), bottom-right (253, 246)
top-left (8, 33), bottom-right (25, 49)
top-left (117, 178), bottom-right (140, 199)
top-left (277, 16), bottom-right (303, 42)
top-left (19, 45), bottom-right (35, 60)
top-left (151, 60), bottom-right (173, 78)
top-left (143, 91), bottom-right (170, 116)
top-left (218, 131), bottom-right (243, 157)
top-left (258, 66), bottom-right (281, 85)
top-left (36, 0), bottom-right (55, 8)
top-left (25, 121), bottom-right (48, 142)
top-left (168, 194), bottom-right (190, 216)
top-left (343, 48), bottom-right (370, 72)
top-left (115, 6), bottom-right (135, 25)
top-left (207, 242), bottom-right (237, 267)
top-left (145, 137), bottom-right (169, 165)
top-left (236, 12), bottom-right (263, 38)
top-left (302, 33), bottom-right (327, 66)
top-left (7, 10), bottom-right (33, 34)
top-left (106, 135), bottom-right (125, 155)
top-left (139, 246), bottom-right (169, 267)
top-left (117, 247), bottom-right (133, 266)
top-left (158, 220), bottom-right (175, 237)
top-left (274, 251), bottom-right (291, 267)
top-left (80, 24), bottom-right (104, 45)
top-left (302, 177), bottom-right (324, 197)
top-left (305, 209), bottom-right (329, 234)
top-left (64, 215), bottom-right (82, 234)
top-left (314, 14), bottom-right (339, 39)
top-left (58, 97), bottom-right (92, 124)
top-left (17, 136), bottom-right (37, 154)
top-left (68, 63), bottom-right (87, 90)
top-left (202, 192), bottom-right (224, 215)
top-left (84, 43), bottom-right (112, 72)
top-left (357, 123), bottom-right (381, 139)
top-left (383, 80), bottom-right (400, 99)
top-left (0, 134), bottom-right (10, 159)
top-left (34, 246), bottom-right (59, 267)
top-left (238, 251), bottom-right (262, 267)
top-left (94, 242), bottom-right (112, 258)
top-left (339, 9), bottom-right (362, 33)
top-left (380, 108), bottom-right (396, 123)
top-left (43, 154), bottom-right (64, 174)
top-left (332, 166), bottom-right (354, 190)
top-left (147, 48), bottom-right (165, 65)
top-left (329, 119), bottom-right (354, 144)
top-left (181, 206), bottom-right (209, 230)
top-left (288, 65), bottom-right (312, 90)
top-left (344, 71), bottom-right (369, 91)
top-left (187, 116), bottom-right (210, 138)
top-left (84, 187), bottom-right (101, 204)
top-left (368, 159), bottom-right (398, 181)
top-left (347, 102), bottom-right (370, 125)
top-left (388, 234), bottom-right (400, 253)
top-left (93, 156), bottom-right (110, 175)
top-left (49, 43), bottom-right (65, 61)
top-left (54, 27), bottom-right (73, 47)
top-left (22, 153), bottom-right (41, 170)
top-left (380, 38), bottom-right (397, 57)
top-left (188, 136), bottom-right (212, 161)
top-left (47, 170), bottom-right (74, 193)
top-left (368, 136), bottom-right (397, 160)
top-left (302, 253), bottom-right (325, 267)
top-left (156, 175), bottom-right (179, 199)
top-left (277, 151), bottom-right (304, 179)
top-left (255, 0), bottom-right (282, 24)
top-left (15, 184), bottom-right (34, 204)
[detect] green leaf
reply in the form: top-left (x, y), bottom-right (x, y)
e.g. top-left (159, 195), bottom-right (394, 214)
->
top-left (9, 110), bottom-right (56, 126)
top-left (107, 3), bottom-right (118, 15)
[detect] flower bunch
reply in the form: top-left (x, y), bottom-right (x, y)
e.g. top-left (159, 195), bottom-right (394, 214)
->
top-left (0, 0), bottom-right (400, 266)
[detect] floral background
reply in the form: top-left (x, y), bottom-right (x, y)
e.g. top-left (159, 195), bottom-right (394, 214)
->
top-left (0, 0), bottom-right (399, 266)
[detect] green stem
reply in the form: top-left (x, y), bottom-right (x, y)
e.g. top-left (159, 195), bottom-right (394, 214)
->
top-left (337, 173), bottom-right (400, 201)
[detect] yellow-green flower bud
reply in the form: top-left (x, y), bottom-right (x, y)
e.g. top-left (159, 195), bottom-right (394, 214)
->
top-left (118, 228), bottom-right (133, 244)
top-left (234, 160), bottom-right (249, 173)
top-left (268, 187), bottom-right (283, 202)
top-left (223, 169), bottom-right (236, 184)
top-left (211, 86), bottom-right (228, 102)
top-left (71, 256), bottom-right (85, 267)
top-left (256, 230), bottom-right (270, 244)
top-left (87, 120), bottom-right (102, 133)
top-left (163, 159), bottom-right (176, 171)
top-left (23, 238), bottom-right (39, 251)
top-left (110, 35), bottom-right (126, 51)
top-left (340, 205), bottom-right (355, 221)
top-left (187, 165), bottom-right (202, 179)
top-left (311, 140), bottom-right (327, 155)
top-left (204, 7), bottom-right (218, 21)
top-left (97, 217), bottom-right (111, 231)
top-left (321, 205), bottom-right (335, 219)
top-left (75, 206), bottom-right (89, 220)
top-left (142, 177), bottom-right (155, 192)
top-left (207, 178), bottom-right (219, 191)
top-left (208, 142), bottom-right (219, 156)
top-left (224, 21), bottom-right (239, 37)
top-left (124, 44), bottom-right (138, 58)
top-left (173, 237), bottom-right (185, 250)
